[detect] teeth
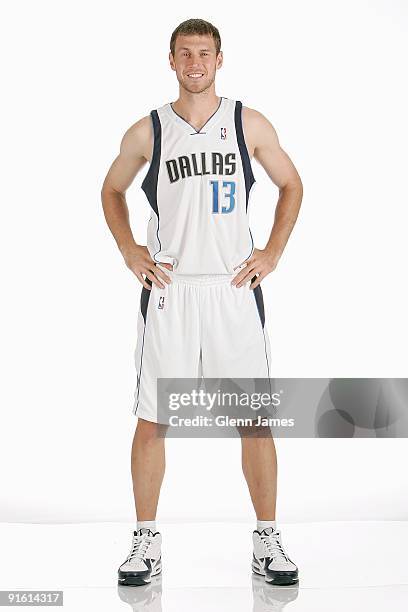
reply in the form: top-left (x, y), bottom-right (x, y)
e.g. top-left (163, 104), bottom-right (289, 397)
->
top-left (188, 73), bottom-right (203, 78)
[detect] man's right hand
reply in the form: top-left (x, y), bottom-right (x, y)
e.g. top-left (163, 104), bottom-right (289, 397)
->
top-left (122, 244), bottom-right (172, 290)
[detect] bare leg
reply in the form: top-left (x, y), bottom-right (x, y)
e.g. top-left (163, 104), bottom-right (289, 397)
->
top-left (131, 418), bottom-right (168, 520)
top-left (239, 426), bottom-right (277, 520)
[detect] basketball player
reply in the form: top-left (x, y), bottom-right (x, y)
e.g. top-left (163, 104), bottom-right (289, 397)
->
top-left (101, 19), bottom-right (303, 587)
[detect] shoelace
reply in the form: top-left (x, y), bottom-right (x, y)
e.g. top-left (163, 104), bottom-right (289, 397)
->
top-left (261, 530), bottom-right (288, 562)
top-left (127, 534), bottom-right (152, 562)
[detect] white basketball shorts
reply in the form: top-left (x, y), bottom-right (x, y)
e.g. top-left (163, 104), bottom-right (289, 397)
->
top-left (132, 263), bottom-right (272, 423)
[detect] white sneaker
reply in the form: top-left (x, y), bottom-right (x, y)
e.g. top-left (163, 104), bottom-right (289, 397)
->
top-left (252, 527), bottom-right (299, 586)
top-left (118, 528), bottom-right (162, 586)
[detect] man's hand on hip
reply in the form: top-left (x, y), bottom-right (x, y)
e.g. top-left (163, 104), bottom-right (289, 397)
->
top-left (122, 245), bottom-right (172, 290)
top-left (231, 248), bottom-right (278, 289)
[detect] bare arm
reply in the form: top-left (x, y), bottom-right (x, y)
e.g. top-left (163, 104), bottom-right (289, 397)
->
top-left (232, 107), bottom-right (303, 289)
top-left (101, 116), bottom-right (171, 289)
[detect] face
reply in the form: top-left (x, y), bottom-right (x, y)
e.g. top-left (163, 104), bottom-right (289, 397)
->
top-left (169, 34), bottom-right (223, 94)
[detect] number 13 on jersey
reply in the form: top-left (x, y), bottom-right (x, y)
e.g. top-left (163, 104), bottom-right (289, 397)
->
top-left (210, 180), bottom-right (236, 214)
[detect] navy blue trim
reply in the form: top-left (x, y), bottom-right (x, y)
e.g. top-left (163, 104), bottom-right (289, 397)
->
top-left (141, 110), bottom-right (162, 261)
top-left (140, 276), bottom-right (153, 323)
top-left (141, 110), bottom-right (161, 217)
top-left (234, 100), bottom-right (255, 210)
top-left (251, 280), bottom-right (272, 391)
top-left (262, 327), bottom-right (272, 391)
top-left (252, 279), bottom-right (265, 329)
top-left (135, 278), bottom-right (153, 412)
top-left (170, 96), bottom-right (224, 134)
top-left (234, 100), bottom-right (256, 267)
top-left (247, 227), bottom-right (255, 259)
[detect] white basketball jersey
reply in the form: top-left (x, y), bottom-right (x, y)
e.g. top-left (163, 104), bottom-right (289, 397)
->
top-left (142, 96), bottom-right (257, 274)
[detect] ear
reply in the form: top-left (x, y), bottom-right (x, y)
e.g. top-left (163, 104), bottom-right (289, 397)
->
top-left (169, 51), bottom-right (176, 71)
top-left (216, 51), bottom-right (223, 70)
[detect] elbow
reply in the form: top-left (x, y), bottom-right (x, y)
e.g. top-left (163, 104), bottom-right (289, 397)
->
top-left (280, 176), bottom-right (303, 198)
top-left (101, 181), bottom-right (122, 203)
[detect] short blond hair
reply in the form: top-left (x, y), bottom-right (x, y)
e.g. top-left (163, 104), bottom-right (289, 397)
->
top-left (170, 18), bottom-right (222, 57)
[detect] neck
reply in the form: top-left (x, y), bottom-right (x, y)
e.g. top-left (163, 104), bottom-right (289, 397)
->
top-left (172, 88), bottom-right (221, 123)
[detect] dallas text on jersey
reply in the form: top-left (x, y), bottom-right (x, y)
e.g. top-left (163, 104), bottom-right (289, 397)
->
top-left (166, 152), bottom-right (236, 183)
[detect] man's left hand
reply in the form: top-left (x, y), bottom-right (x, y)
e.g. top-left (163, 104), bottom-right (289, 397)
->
top-left (231, 248), bottom-right (279, 289)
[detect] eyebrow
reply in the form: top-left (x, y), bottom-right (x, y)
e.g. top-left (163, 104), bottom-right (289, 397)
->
top-left (178, 47), bottom-right (212, 52)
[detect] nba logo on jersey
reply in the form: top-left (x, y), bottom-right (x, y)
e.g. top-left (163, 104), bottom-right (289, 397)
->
top-left (158, 296), bottom-right (165, 310)
top-left (220, 126), bottom-right (227, 140)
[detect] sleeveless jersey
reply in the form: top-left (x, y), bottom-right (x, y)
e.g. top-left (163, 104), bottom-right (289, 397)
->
top-left (141, 96), bottom-right (257, 274)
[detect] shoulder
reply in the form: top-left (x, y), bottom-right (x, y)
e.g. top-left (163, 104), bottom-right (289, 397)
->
top-left (120, 114), bottom-right (153, 161)
top-left (242, 105), bottom-right (278, 136)
top-left (240, 105), bottom-right (279, 156)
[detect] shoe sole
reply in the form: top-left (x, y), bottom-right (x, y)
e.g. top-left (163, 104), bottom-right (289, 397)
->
top-left (118, 564), bottom-right (162, 587)
top-left (252, 562), bottom-right (299, 586)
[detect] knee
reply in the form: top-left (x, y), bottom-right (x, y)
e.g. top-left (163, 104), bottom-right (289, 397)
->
top-left (135, 418), bottom-right (168, 444)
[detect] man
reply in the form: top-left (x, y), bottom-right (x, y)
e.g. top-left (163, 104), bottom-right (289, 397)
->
top-left (101, 18), bottom-right (303, 588)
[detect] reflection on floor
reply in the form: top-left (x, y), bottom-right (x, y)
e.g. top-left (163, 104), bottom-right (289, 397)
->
top-left (0, 521), bottom-right (407, 611)
top-left (118, 575), bottom-right (299, 612)
top-left (118, 574), bottom-right (300, 611)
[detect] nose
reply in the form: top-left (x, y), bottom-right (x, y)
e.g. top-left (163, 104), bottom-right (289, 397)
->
top-left (186, 53), bottom-right (203, 67)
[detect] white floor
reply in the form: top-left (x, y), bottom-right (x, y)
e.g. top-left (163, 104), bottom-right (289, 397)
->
top-left (0, 521), bottom-right (407, 611)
